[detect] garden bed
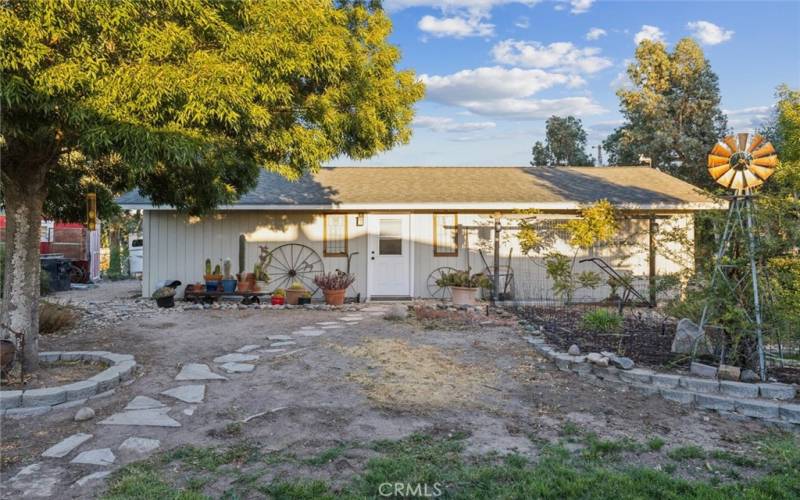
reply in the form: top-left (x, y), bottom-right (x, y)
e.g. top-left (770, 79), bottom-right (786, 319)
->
top-left (1, 359), bottom-right (107, 391)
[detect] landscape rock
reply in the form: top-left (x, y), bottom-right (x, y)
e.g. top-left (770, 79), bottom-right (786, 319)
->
top-left (220, 362), bottom-right (256, 373)
top-left (236, 345), bottom-right (261, 353)
top-left (672, 318), bottom-right (712, 355)
top-left (384, 304), bottom-right (408, 320)
top-left (270, 341), bottom-right (296, 347)
top-left (175, 363), bottom-right (227, 381)
top-left (70, 448), bottom-right (116, 466)
top-left (42, 433), bottom-right (93, 458)
top-left (293, 329), bottom-right (325, 337)
top-left (717, 364), bottom-right (741, 381)
top-left (213, 353), bottom-right (259, 364)
top-left (690, 362), bottom-right (717, 379)
top-left (119, 437), bottom-right (161, 456)
top-left (9, 463), bottom-right (65, 498)
top-left (161, 384), bottom-right (205, 403)
top-left (22, 387), bottom-right (67, 407)
top-left (609, 356), bottom-right (635, 370)
top-left (124, 395), bottom-right (166, 410)
top-left (0, 390), bottom-right (23, 409)
top-left (73, 470), bottom-right (112, 488)
top-left (266, 335), bottom-right (293, 341)
top-left (759, 383), bottom-right (796, 400)
top-left (99, 407), bottom-right (181, 427)
top-left (586, 353), bottom-right (609, 367)
top-left (740, 369), bottom-right (759, 383)
top-left (74, 407), bottom-right (95, 421)
top-left (567, 344), bottom-right (581, 356)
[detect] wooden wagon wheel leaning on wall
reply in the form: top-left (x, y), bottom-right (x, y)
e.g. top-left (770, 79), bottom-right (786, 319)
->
top-left (264, 244), bottom-right (325, 296)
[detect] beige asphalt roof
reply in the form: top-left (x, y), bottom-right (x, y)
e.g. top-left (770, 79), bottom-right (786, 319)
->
top-left (118, 166), bottom-right (719, 210)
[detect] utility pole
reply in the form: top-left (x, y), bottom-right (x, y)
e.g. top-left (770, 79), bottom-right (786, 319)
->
top-left (597, 145), bottom-right (603, 166)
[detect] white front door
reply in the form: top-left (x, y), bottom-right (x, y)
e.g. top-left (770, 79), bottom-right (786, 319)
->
top-left (368, 214), bottom-right (411, 297)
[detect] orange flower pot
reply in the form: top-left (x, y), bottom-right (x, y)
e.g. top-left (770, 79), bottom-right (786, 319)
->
top-left (323, 288), bottom-right (346, 306)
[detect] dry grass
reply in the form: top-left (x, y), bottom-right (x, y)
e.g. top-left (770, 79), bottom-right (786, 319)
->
top-left (340, 338), bottom-right (495, 409)
top-left (39, 301), bottom-right (78, 334)
top-left (1, 360), bottom-right (105, 390)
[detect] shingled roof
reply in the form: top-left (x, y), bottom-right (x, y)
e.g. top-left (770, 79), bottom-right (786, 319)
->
top-left (118, 166), bottom-right (720, 211)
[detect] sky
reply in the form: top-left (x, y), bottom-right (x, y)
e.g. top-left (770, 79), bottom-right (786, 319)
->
top-left (330, 0), bottom-right (800, 166)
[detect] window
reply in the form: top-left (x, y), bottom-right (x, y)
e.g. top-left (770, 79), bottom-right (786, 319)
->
top-left (323, 214), bottom-right (348, 256)
top-left (379, 219), bottom-right (403, 255)
top-left (433, 214), bottom-right (458, 256)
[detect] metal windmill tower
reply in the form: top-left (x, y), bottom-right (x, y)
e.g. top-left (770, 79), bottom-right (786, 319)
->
top-left (697, 132), bottom-right (779, 381)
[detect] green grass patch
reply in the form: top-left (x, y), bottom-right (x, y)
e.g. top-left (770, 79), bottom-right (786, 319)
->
top-left (710, 450), bottom-right (759, 468)
top-left (583, 434), bottom-right (640, 459)
top-left (667, 445), bottom-right (707, 461)
top-left (301, 444), bottom-right (349, 466)
top-left (647, 437), bottom-right (666, 451)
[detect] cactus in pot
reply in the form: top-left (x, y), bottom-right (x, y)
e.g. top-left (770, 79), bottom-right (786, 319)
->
top-left (221, 258), bottom-right (237, 293)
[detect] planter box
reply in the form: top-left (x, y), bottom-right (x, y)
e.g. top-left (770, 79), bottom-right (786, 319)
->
top-left (451, 286), bottom-right (478, 306)
top-left (286, 288), bottom-right (306, 305)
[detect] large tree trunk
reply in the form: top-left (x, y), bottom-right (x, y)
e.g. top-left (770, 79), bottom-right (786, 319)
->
top-left (1, 163), bottom-right (48, 371)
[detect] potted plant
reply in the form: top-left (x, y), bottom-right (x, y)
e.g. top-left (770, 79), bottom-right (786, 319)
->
top-left (152, 281), bottom-right (180, 308)
top-left (286, 281), bottom-right (307, 305)
top-left (313, 271), bottom-right (355, 306)
top-left (220, 258), bottom-right (238, 293)
top-left (297, 290), bottom-right (312, 305)
top-left (254, 246), bottom-right (272, 291)
top-left (203, 258), bottom-right (223, 291)
top-left (237, 271), bottom-right (255, 293)
top-left (271, 288), bottom-right (285, 305)
top-left (436, 270), bottom-right (491, 306)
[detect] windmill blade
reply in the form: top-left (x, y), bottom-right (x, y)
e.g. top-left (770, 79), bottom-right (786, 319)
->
top-left (708, 164), bottom-right (731, 180)
top-left (752, 155), bottom-right (778, 168)
top-left (742, 169), bottom-right (763, 188)
top-left (730, 170), bottom-right (747, 190)
top-left (724, 135), bottom-right (739, 152)
top-left (716, 168), bottom-right (737, 188)
top-left (737, 132), bottom-right (749, 151)
top-left (747, 134), bottom-right (764, 152)
top-left (711, 143), bottom-right (732, 157)
top-left (748, 163), bottom-right (775, 181)
top-left (751, 142), bottom-right (776, 158)
top-left (707, 154), bottom-right (730, 167)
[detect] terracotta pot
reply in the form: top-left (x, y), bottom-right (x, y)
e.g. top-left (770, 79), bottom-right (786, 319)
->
top-left (237, 281), bottom-right (252, 293)
top-left (271, 295), bottom-right (285, 305)
top-left (323, 288), bottom-right (346, 306)
top-left (451, 286), bottom-right (478, 306)
top-left (286, 288), bottom-right (306, 305)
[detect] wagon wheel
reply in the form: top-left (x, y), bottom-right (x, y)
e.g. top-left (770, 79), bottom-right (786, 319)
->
top-left (265, 244), bottom-right (324, 296)
top-left (427, 266), bottom-right (458, 300)
top-left (69, 263), bottom-right (86, 284)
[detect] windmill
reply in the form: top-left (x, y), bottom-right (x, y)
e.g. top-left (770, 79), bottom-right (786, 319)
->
top-left (697, 133), bottom-right (779, 381)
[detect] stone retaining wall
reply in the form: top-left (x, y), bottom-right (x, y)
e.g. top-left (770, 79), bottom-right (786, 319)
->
top-left (0, 352), bottom-right (137, 417)
top-left (525, 335), bottom-right (799, 428)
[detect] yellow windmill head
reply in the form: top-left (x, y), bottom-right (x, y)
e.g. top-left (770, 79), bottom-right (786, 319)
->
top-left (707, 132), bottom-right (779, 190)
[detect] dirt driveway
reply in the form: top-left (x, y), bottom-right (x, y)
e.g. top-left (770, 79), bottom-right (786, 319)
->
top-left (0, 282), bottom-right (779, 498)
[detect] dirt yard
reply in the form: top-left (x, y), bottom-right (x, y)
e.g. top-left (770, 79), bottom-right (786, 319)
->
top-left (0, 281), bottom-right (793, 498)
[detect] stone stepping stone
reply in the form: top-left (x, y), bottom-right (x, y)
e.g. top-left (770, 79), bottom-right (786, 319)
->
top-left (316, 321), bottom-right (340, 326)
top-left (70, 448), bottom-right (115, 466)
top-left (299, 326), bottom-right (319, 330)
top-left (175, 363), bottom-right (227, 381)
top-left (161, 384), bottom-right (205, 403)
top-left (270, 341), bottom-right (296, 347)
top-left (9, 463), bottom-right (64, 498)
top-left (220, 362), bottom-right (255, 373)
top-left (257, 348), bottom-right (287, 354)
top-left (183, 406), bottom-right (197, 416)
top-left (236, 345), bottom-right (261, 353)
top-left (293, 329), bottom-right (324, 337)
top-left (124, 396), bottom-right (165, 411)
top-left (213, 353), bottom-right (259, 364)
top-left (42, 433), bottom-right (93, 458)
top-left (361, 306), bottom-right (388, 312)
top-left (99, 408), bottom-right (180, 428)
top-left (321, 325), bottom-right (344, 330)
top-left (119, 437), bottom-right (160, 457)
top-left (73, 470), bottom-right (112, 488)
top-left (267, 335), bottom-right (293, 341)
top-left (341, 318), bottom-right (363, 322)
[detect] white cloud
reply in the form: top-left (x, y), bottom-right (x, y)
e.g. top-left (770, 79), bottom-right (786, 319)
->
top-left (687, 20), bottom-right (734, 45)
top-left (723, 106), bottom-right (772, 130)
top-left (413, 115), bottom-right (497, 132)
top-left (385, 0), bottom-right (538, 12)
top-left (418, 14), bottom-right (494, 38)
top-left (585, 27), bottom-right (607, 40)
top-left (634, 25), bottom-right (665, 45)
top-left (609, 58), bottom-right (633, 89)
top-left (492, 40), bottom-right (612, 74)
top-left (419, 66), bottom-right (605, 119)
top-left (570, 0), bottom-right (594, 14)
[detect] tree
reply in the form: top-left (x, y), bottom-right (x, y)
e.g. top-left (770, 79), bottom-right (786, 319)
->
top-left (545, 116), bottom-right (594, 166)
top-left (603, 38), bottom-right (727, 186)
top-left (0, 0), bottom-right (423, 369)
top-left (530, 141), bottom-right (552, 167)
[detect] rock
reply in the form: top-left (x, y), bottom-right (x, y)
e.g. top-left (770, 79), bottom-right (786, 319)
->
top-left (758, 383), bottom-right (797, 400)
top-left (124, 396), bottom-right (165, 410)
top-left (236, 345), bottom-right (261, 353)
top-left (717, 364), bottom-right (741, 381)
top-left (175, 363), bottom-right (227, 381)
top-left (266, 335), bottom-right (293, 341)
top-left (74, 407), bottom-right (95, 421)
top-left (316, 321), bottom-right (340, 326)
top-left (321, 325), bottom-right (344, 329)
top-left (42, 433), bottom-right (93, 458)
top-left (293, 329), bottom-right (324, 337)
top-left (161, 384), bottom-right (206, 403)
top-left (22, 387), bottom-right (67, 407)
top-left (610, 356), bottom-right (635, 370)
top-left (740, 369), bottom-right (759, 383)
top-left (70, 448), bottom-right (116, 466)
top-left (118, 437), bottom-right (161, 456)
top-left (213, 353), bottom-right (259, 364)
top-left (586, 353), bottom-right (609, 367)
top-left (671, 318), bottom-right (711, 355)
top-left (99, 408), bottom-right (181, 427)
top-left (690, 362), bottom-right (717, 379)
top-left (183, 406), bottom-right (196, 416)
top-left (9, 463), bottom-right (65, 498)
top-left (0, 390), bottom-right (23, 409)
top-left (567, 344), bottom-right (581, 356)
top-left (73, 470), bottom-right (112, 488)
top-left (384, 304), bottom-right (408, 320)
top-left (220, 362), bottom-right (255, 373)
top-left (270, 341), bottom-right (296, 347)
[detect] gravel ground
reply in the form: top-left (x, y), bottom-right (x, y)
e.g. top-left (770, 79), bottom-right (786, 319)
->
top-left (0, 280), bottom-right (778, 498)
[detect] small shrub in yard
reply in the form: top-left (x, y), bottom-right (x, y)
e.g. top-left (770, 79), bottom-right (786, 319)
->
top-left (580, 309), bottom-right (623, 334)
top-left (39, 302), bottom-right (78, 334)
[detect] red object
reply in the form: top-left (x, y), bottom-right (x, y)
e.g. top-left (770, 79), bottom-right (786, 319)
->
top-left (271, 296), bottom-right (285, 305)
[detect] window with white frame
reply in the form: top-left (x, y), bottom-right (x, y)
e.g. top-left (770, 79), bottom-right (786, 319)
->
top-left (433, 214), bottom-right (458, 256)
top-left (323, 214), bottom-right (348, 256)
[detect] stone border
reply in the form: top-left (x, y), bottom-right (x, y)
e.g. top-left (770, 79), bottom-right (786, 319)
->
top-left (0, 351), bottom-right (137, 417)
top-left (524, 335), bottom-right (799, 428)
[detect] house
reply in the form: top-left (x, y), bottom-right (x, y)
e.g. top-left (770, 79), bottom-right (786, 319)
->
top-left (117, 167), bottom-right (720, 302)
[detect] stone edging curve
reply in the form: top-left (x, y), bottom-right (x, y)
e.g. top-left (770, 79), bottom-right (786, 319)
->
top-left (524, 335), bottom-right (799, 428)
top-left (0, 351), bottom-right (137, 417)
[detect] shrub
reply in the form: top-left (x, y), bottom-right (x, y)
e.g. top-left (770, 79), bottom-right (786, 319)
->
top-left (435, 270), bottom-right (492, 289)
top-left (580, 309), bottom-right (623, 334)
top-left (313, 271), bottom-right (355, 290)
top-left (39, 302), bottom-right (78, 334)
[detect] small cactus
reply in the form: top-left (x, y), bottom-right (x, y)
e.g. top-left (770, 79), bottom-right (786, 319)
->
top-left (223, 258), bottom-right (232, 279)
top-left (205, 258), bottom-right (212, 276)
top-left (212, 264), bottom-right (221, 276)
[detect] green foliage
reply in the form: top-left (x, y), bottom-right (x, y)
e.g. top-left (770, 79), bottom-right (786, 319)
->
top-left (562, 200), bottom-right (618, 250)
top-left (604, 38), bottom-right (727, 188)
top-left (435, 270), bottom-right (492, 289)
top-left (667, 445), bottom-right (706, 461)
top-left (580, 309), bottom-right (624, 334)
top-left (531, 116), bottom-right (594, 166)
top-left (647, 437), bottom-right (666, 451)
top-left (530, 140), bottom-right (552, 167)
top-left (222, 258), bottom-right (232, 280)
top-left (576, 271), bottom-right (602, 290)
top-left (544, 252), bottom-right (576, 301)
top-left (204, 259), bottom-right (212, 276)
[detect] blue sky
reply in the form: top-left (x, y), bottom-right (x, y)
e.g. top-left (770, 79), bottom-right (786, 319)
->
top-left (331, 0), bottom-right (800, 166)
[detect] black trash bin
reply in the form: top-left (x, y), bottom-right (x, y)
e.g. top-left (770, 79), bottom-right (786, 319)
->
top-left (40, 256), bottom-right (72, 292)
